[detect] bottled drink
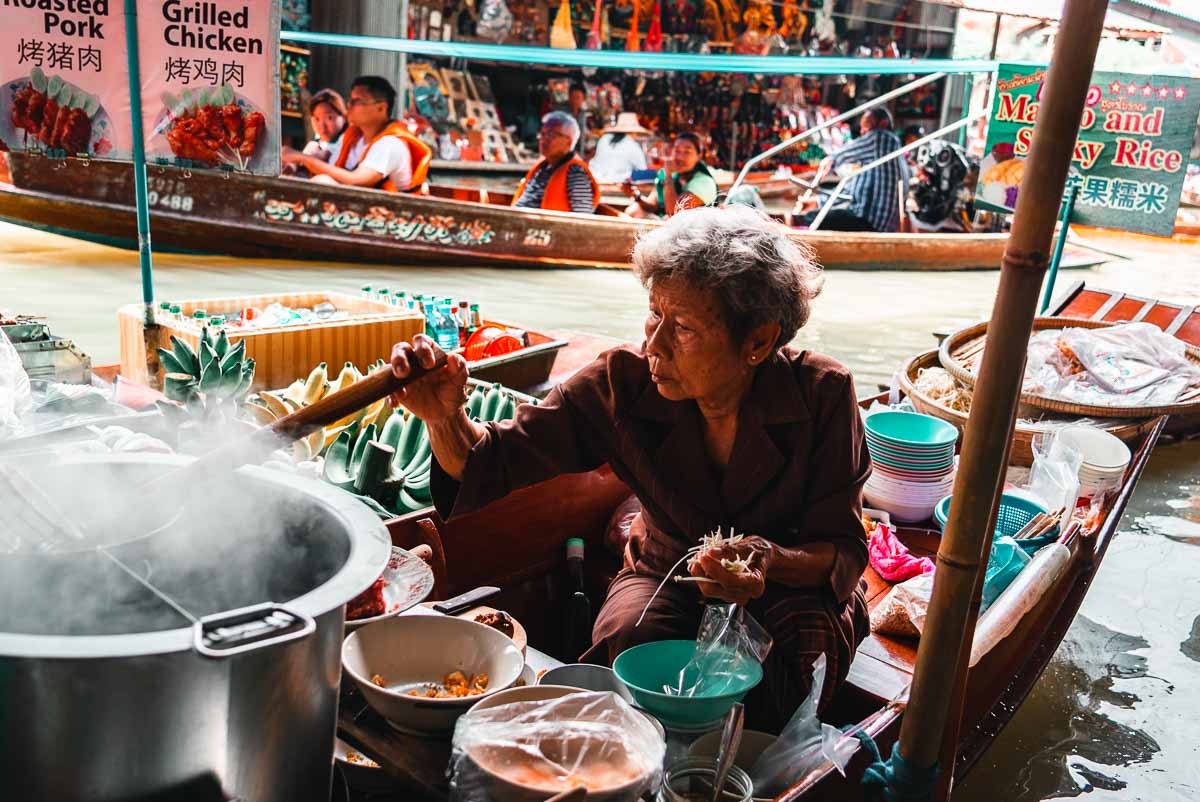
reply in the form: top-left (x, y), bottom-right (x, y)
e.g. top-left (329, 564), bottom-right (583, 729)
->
top-left (433, 302), bottom-right (459, 352)
top-left (192, 309), bottom-right (208, 332)
top-left (394, 291), bottom-right (407, 308)
top-left (377, 288), bottom-right (391, 306)
top-left (169, 304), bottom-right (182, 323)
top-left (470, 303), bottom-right (483, 332)
top-left (360, 285), bottom-right (373, 299)
top-left (158, 301), bottom-right (171, 322)
top-left (457, 300), bottom-right (470, 346)
top-left (417, 297), bottom-right (436, 340)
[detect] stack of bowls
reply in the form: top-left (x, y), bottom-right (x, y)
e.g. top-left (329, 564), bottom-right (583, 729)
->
top-left (1054, 425), bottom-right (1131, 499)
top-left (864, 411), bottom-right (959, 522)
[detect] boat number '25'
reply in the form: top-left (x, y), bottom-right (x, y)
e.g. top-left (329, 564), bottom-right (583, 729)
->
top-left (523, 228), bottom-right (552, 247)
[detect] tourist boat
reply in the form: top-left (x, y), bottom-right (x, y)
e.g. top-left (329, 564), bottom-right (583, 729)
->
top-left (341, 382), bottom-right (1165, 798)
top-left (0, 152), bottom-right (1105, 271)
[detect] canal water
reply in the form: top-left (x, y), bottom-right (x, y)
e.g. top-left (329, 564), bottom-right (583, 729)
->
top-left (1, 222), bottom-right (1197, 800)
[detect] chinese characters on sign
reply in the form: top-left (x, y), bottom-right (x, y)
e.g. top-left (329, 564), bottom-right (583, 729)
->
top-left (139, 1), bottom-right (281, 176)
top-left (977, 64), bottom-right (1200, 237)
top-left (1, 0), bottom-right (132, 159)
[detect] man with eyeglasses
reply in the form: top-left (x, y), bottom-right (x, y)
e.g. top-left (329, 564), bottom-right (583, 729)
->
top-left (511, 111), bottom-right (599, 214)
top-left (282, 76), bottom-right (431, 193)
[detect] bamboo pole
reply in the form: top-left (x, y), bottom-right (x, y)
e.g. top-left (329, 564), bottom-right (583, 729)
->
top-left (895, 0), bottom-right (1109, 785)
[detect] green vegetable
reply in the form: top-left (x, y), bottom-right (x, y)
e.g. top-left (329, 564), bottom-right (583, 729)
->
top-left (170, 335), bottom-right (200, 375)
top-left (466, 387), bottom-right (484, 419)
top-left (198, 340), bottom-right (218, 379)
top-left (495, 392), bottom-right (516, 422)
top-left (395, 414), bottom-right (423, 467)
top-left (400, 434), bottom-right (431, 476)
top-left (30, 66), bottom-right (46, 93)
top-left (214, 329), bottom-right (230, 359)
top-left (217, 340), bottom-right (245, 373)
top-left (480, 383), bottom-right (503, 421)
top-left (157, 346), bottom-right (188, 375)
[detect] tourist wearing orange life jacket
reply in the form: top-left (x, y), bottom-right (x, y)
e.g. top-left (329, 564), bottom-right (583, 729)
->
top-left (282, 76), bottom-right (430, 192)
top-left (512, 111), bottom-right (599, 214)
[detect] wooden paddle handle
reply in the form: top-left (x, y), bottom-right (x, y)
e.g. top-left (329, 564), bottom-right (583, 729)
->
top-left (268, 355), bottom-right (448, 442)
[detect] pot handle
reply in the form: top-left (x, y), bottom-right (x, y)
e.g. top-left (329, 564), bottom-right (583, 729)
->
top-left (193, 602), bottom-right (316, 659)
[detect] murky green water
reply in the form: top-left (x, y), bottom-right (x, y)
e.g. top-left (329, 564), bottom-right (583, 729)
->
top-left (1, 221), bottom-right (1197, 800)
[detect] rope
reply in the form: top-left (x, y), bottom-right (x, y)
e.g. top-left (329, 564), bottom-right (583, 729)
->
top-left (852, 731), bottom-right (939, 802)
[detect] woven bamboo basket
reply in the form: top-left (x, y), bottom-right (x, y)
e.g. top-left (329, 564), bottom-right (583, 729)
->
top-left (899, 350), bottom-right (1160, 467)
top-left (937, 317), bottom-right (1200, 418)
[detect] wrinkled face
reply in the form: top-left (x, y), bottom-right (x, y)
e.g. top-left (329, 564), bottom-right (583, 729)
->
top-left (347, 85), bottom-right (387, 129)
top-left (643, 278), bottom-right (739, 403)
top-left (310, 101), bottom-right (345, 143)
top-left (672, 138), bottom-right (700, 172)
top-left (538, 122), bottom-right (574, 160)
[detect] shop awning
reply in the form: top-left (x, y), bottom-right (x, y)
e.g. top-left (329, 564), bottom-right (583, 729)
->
top-left (922, 0), bottom-right (1173, 37)
top-left (282, 30), bottom-right (1002, 75)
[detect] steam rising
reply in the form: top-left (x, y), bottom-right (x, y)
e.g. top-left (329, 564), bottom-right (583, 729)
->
top-left (0, 450), bottom-right (349, 638)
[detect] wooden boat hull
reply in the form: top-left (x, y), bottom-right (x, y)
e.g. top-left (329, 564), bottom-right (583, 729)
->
top-left (0, 153), bottom-right (1103, 271)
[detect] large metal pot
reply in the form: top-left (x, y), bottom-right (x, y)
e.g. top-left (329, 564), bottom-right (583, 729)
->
top-left (0, 455), bottom-right (392, 802)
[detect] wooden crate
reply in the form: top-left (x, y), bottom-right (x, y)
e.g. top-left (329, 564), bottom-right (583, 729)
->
top-left (119, 291), bottom-right (424, 390)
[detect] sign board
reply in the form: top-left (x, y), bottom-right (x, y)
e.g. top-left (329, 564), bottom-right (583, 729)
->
top-left (0, 1), bottom-right (280, 176)
top-left (978, 64), bottom-right (1200, 237)
top-left (138, 0), bottom-right (280, 176)
top-left (0, 1), bottom-right (133, 160)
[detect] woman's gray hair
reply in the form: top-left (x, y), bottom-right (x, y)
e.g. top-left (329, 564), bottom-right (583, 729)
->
top-left (633, 206), bottom-right (823, 346)
top-left (541, 111), bottom-right (581, 149)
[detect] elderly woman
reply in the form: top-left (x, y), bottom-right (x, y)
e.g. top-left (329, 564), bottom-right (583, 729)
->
top-left (389, 206), bottom-right (870, 730)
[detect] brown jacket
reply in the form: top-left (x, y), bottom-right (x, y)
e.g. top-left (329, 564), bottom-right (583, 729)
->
top-left (431, 345), bottom-right (871, 603)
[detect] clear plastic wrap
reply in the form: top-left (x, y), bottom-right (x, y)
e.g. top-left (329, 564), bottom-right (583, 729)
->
top-left (0, 329), bottom-right (32, 440)
top-left (869, 572), bottom-right (935, 639)
top-left (667, 604), bottom-right (772, 698)
top-left (449, 691), bottom-right (665, 802)
top-left (747, 655), bottom-right (857, 797)
top-left (1023, 323), bottom-right (1200, 407)
top-left (1023, 432), bottom-right (1082, 514)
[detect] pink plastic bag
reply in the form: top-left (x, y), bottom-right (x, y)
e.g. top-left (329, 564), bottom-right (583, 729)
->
top-left (869, 522), bottom-right (934, 583)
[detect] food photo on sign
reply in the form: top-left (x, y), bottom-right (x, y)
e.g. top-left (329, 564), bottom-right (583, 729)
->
top-left (977, 64), bottom-right (1200, 237)
top-left (0, 0), bottom-right (132, 160)
top-left (139, 0), bottom-right (281, 176)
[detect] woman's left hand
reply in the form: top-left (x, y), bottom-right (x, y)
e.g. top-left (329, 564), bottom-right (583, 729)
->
top-left (688, 536), bottom-right (774, 605)
top-left (280, 147), bottom-right (306, 166)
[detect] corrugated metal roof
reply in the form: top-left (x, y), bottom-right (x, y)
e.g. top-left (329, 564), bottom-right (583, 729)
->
top-left (1113, 0), bottom-right (1200, 26)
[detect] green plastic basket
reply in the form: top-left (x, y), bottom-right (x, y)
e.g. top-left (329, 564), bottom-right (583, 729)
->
top-left (934, 493), bottom-right (1053, 540)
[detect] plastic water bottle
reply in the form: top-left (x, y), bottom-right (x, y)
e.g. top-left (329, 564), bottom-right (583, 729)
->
top-left (434, 300), bottom-right (459, 352)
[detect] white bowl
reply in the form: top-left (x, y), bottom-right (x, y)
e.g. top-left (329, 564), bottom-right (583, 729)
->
top-left (1055, 426), bottom-right (1131, 470)
top-left (342, 614), bottom-right (525, 735)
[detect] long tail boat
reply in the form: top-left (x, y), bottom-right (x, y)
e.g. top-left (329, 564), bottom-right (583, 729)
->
top-left (345, 387), bottom-right (1165, 799)
top-left (0, 152), bottom-right (1105, 271)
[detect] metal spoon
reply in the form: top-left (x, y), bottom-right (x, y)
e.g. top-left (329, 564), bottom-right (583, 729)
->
top-left (711, 702), bottom-right (745, 802)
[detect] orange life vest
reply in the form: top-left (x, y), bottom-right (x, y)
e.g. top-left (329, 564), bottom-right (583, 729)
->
top-left (512, 155), bottom-right (599, 213)
top-left (335, 121), bottom-right (432, 192)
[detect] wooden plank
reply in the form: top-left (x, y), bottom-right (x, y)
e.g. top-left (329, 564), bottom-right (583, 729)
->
top-left (858, 633), bottom-right (919, 674)
top-left (1130, 299), bottom-right (1158, 322)
top-left (1141, 302), bottom-right (1188, 332)
top-left (845, 652), bottom-right (912, 703)
top-left (1091, 291), bottom-right (1126, 320)
top-left (1166, 307), bottom-right (1198, 338)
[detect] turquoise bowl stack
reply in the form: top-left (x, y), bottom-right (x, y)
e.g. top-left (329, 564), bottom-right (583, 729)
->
top-left (863, 411), bottom-right (959, 522)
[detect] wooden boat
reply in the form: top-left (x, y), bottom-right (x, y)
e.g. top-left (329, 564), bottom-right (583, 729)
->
top-left (0, 152), bottom-right (1106, 271)
top-left (341, 384), bottom-right (1165, 799)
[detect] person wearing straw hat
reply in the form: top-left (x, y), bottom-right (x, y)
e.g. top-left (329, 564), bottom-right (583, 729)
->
top-left (589, 112), bottom-right (651, 185)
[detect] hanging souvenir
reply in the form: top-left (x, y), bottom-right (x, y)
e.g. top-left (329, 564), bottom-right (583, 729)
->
top-left (551, 0), bottom-right (578, 48)
top-left (644, 1), bottom-right (663, 51)
top-left (585, 0), bottom-right (604, 48)
top-left (625, 0), bottom-right (640, 51)
top-left (476, 0), bottom-right (514, 41)
top-left (812, 2), bottom-right (836, 46)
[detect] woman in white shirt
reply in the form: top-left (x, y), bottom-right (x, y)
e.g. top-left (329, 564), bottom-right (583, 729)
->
top-left (301, 89), bottom-right (348, 163)
top-left (588, 112), bottom-right (651, 184)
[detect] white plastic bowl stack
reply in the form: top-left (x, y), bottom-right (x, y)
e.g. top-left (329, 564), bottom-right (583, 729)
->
top-left (862, 411), bottom-right (959, 523)
top-left (1054, 425), bottom-right (1131, 500)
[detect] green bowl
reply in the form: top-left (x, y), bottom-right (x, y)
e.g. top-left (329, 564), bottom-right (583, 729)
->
top-left (866, 411), bottom-right (959, 449)
top-left (612, 640), bottom-right (763, 728)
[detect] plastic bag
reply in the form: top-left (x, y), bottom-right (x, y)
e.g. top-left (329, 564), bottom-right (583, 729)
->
top-left (868, 520), bottom-right (934, 583)
top-left (0, 328), bottom-right (32, 440)
top-left (666, 604), bottom-right (772, 697)
top-left (1023, 323), bottom-right (1200, 407)
top-left (1023, 431), bottom-right (1082, 514)
top-left (449, 690), bottom-right (664, 802)
top-left (869, 572), bottom-right (934, 638)
top-left (748, 655), bottom-right (857, 797)
top-left (982, 536), bottom-right (1030, 610)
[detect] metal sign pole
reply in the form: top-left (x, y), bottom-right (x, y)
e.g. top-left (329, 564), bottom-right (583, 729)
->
top-left (123, 0), bottom-right (154, 322)
top-left (1040, 186), bottom-right (1079, 313)
top-left (398, 0), bottom-right (410, 114)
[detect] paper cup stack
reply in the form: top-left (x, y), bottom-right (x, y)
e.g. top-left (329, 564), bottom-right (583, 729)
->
top-left (863, 411), bottom-right (959, 522)
top-left (1054, 425), bottom-right (1131, 499)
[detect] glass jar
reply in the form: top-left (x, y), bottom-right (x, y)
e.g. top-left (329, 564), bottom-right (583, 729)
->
top-left (657, 756), bottom-right (753, 802)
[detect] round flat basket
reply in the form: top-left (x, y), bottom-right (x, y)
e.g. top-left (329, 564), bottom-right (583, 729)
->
top-left (937, 318), bottom-right (1200, 418)
top-left (899, 350), bottom-right (1160, 466)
